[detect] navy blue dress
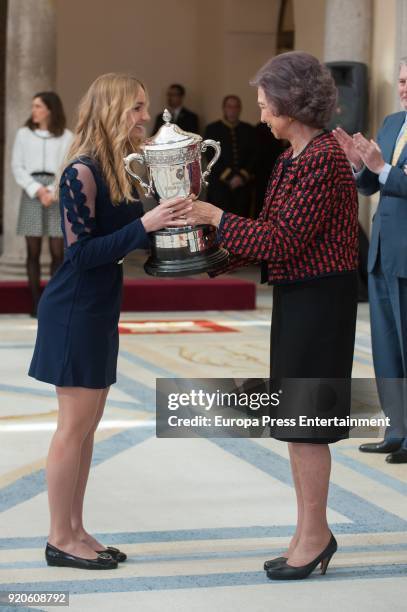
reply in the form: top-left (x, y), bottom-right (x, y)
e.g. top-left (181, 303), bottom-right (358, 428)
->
top-left (29, 157), bottom-right (150, 388)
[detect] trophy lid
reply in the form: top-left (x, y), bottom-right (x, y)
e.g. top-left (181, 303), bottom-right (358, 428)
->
top-left (144, 109), bottom-right (201, 150)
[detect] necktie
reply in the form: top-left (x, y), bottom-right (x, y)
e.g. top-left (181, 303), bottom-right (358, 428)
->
top-left (392, 124), bottom-right (407, 165)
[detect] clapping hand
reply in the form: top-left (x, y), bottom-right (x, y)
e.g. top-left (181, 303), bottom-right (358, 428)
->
top-left (332, 127), bottom-right (363, 170)
top-left (333, 127), bottom-right (386, 175)
top-left (353, 133), bottom-right (385, 174)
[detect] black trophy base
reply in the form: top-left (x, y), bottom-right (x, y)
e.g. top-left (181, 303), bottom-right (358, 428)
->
top-left (144, 247), bottom-right (229, 277)
top-left (144, 225), bottom-right (229, 277)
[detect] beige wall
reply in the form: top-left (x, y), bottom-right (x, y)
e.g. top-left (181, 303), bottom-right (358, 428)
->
top-left (56, 0), bottom-right (200, 131)
top-left (56, 0), bottom-right (280, 133)
top-left (293, 0), bottom-right (326, 60)
top-left (54, 0), bottom-right (401, 154)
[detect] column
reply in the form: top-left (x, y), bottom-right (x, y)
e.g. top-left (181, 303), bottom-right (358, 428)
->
top-left (394, 0), bottom-right (407, 108)
top-left (324, 0), bottom-right (372, 63)
top-left (0, 0), bottom-right (56, 277)
top-left (324, 0), bottom-right (373, 235)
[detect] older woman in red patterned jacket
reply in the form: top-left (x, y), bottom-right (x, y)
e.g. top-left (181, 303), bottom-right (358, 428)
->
top-left (175, 52), bottom-right (358, 580)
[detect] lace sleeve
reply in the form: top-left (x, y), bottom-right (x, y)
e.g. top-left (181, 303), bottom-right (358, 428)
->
top-left (59, 162), bottom-right (150, 271)
top-left (60, 163), bottom-right (97, 247)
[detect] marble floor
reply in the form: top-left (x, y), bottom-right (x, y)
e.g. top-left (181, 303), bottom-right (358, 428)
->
top-left (0, 295), bottom-right (406, 611)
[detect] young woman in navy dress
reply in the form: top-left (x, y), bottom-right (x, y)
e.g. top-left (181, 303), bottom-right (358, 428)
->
top-left (29, 73), bottom-right (191, 570)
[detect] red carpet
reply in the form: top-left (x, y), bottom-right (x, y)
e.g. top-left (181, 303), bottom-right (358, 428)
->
top-left (0, 278), bottom-right (256, 314)
top-left (118, 320), bottom-right (238, 334)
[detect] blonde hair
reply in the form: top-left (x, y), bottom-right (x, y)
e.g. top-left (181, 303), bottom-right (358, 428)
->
top-left (62, 73), bottom-right (146, 204)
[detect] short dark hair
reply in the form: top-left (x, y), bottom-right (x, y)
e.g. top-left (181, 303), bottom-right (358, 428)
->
top-left (251, 51), bottom-right (337, 128)
top-left (168, 84), bottom-right (185, 97)
top-left (222, 95), bottom-right (242, 107)
top-left (25, 91), bottom-right (66, 136)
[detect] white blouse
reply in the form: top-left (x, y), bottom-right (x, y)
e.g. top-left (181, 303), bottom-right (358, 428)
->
top-left (11, 127), bottom-right (74, 199)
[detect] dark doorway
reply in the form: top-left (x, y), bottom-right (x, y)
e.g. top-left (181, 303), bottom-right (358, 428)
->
top-left (277, 0), bottom-right (295, 54)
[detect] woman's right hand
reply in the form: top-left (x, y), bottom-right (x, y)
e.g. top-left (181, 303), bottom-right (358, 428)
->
top-left (141, 196), bottom-right (193, 232)
top-left (36, 185), bottom-right (49, 204)
top-left (36, 186), bottom-right (55, 207)
top-left (332, 127), bottom-right (364, 171)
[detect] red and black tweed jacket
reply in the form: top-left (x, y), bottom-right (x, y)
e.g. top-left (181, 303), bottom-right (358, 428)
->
top-left (215, 131), bottom-right (358, 283)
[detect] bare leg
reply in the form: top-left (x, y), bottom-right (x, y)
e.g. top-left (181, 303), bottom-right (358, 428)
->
top-left (47, 386), bottom-right (105, 558)
top-left (48, 236), bottom-right (64, 277)
top-left (287, 443), bottom-right (331, 567)
top-left (71, 387), bottom-right (110, 551)
top-left (283, 443), bottom-right (304, 557)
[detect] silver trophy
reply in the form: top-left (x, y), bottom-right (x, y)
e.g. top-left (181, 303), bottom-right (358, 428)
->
top-left (124, 109), bottom-right (229, 276)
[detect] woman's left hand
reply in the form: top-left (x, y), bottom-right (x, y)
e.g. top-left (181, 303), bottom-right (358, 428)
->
top-left (41, 192), bottom-right (55, 207)
top-left (169, 198), bottom-right (223, 228)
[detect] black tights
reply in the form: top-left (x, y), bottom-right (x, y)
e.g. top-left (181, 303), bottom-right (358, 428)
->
top-left (25, 236), bottom-right (64, 312)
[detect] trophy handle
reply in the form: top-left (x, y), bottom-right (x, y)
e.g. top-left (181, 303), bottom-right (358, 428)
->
top-left (123, 153), bottom-right (153, 196)
top-left (201, 139), bottom-right (221, 187)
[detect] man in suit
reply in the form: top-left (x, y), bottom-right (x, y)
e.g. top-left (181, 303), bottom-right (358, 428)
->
top-left (152, 84), bottom-right (199, 134)
top-left (253, 121), bottom-right (286, 218)
top-left (204, 95), bottom-right (256, 217)
top-left (334, 58), bottom-right (407, 463)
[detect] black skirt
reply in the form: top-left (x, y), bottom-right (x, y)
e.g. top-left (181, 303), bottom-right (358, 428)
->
top-left (269, 272), bottom-right (358, 444)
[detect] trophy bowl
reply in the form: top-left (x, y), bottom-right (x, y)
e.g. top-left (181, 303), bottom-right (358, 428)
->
top-left (124, 109), bottom-right (229, 277)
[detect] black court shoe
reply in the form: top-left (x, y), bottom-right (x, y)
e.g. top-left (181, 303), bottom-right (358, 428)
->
top-left (386, 448), bottom-right (407, 464)
top-left (266, 533), bottom-right (337, 581)
top-left (45, 543), bottom-right (118, 570)
top-left (96, 546), bottom-right (127, 562)
top-left (359, 440), bottom-right (401, 453)
top-left (263, 556), bottom-right (287, 571)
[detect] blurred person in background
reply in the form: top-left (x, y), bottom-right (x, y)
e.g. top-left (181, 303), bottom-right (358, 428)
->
top-left (12, 92), bottom-right (73, 316)
top-left (204, 95), bottom-right (256, 217)
top-left (152, 83), bottom-right (199, 134)
top-left (253, 121), bottom-right (286, 218)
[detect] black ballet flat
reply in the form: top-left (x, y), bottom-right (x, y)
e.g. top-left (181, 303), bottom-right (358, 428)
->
top-left (96, 546), bottom-right (127, 562)
top-left (263, 556), bottom-right (287, 571)
top-left (266, 533), bottom-right (337, 581)
top-left (45, 542), bottom-right (118, 570)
